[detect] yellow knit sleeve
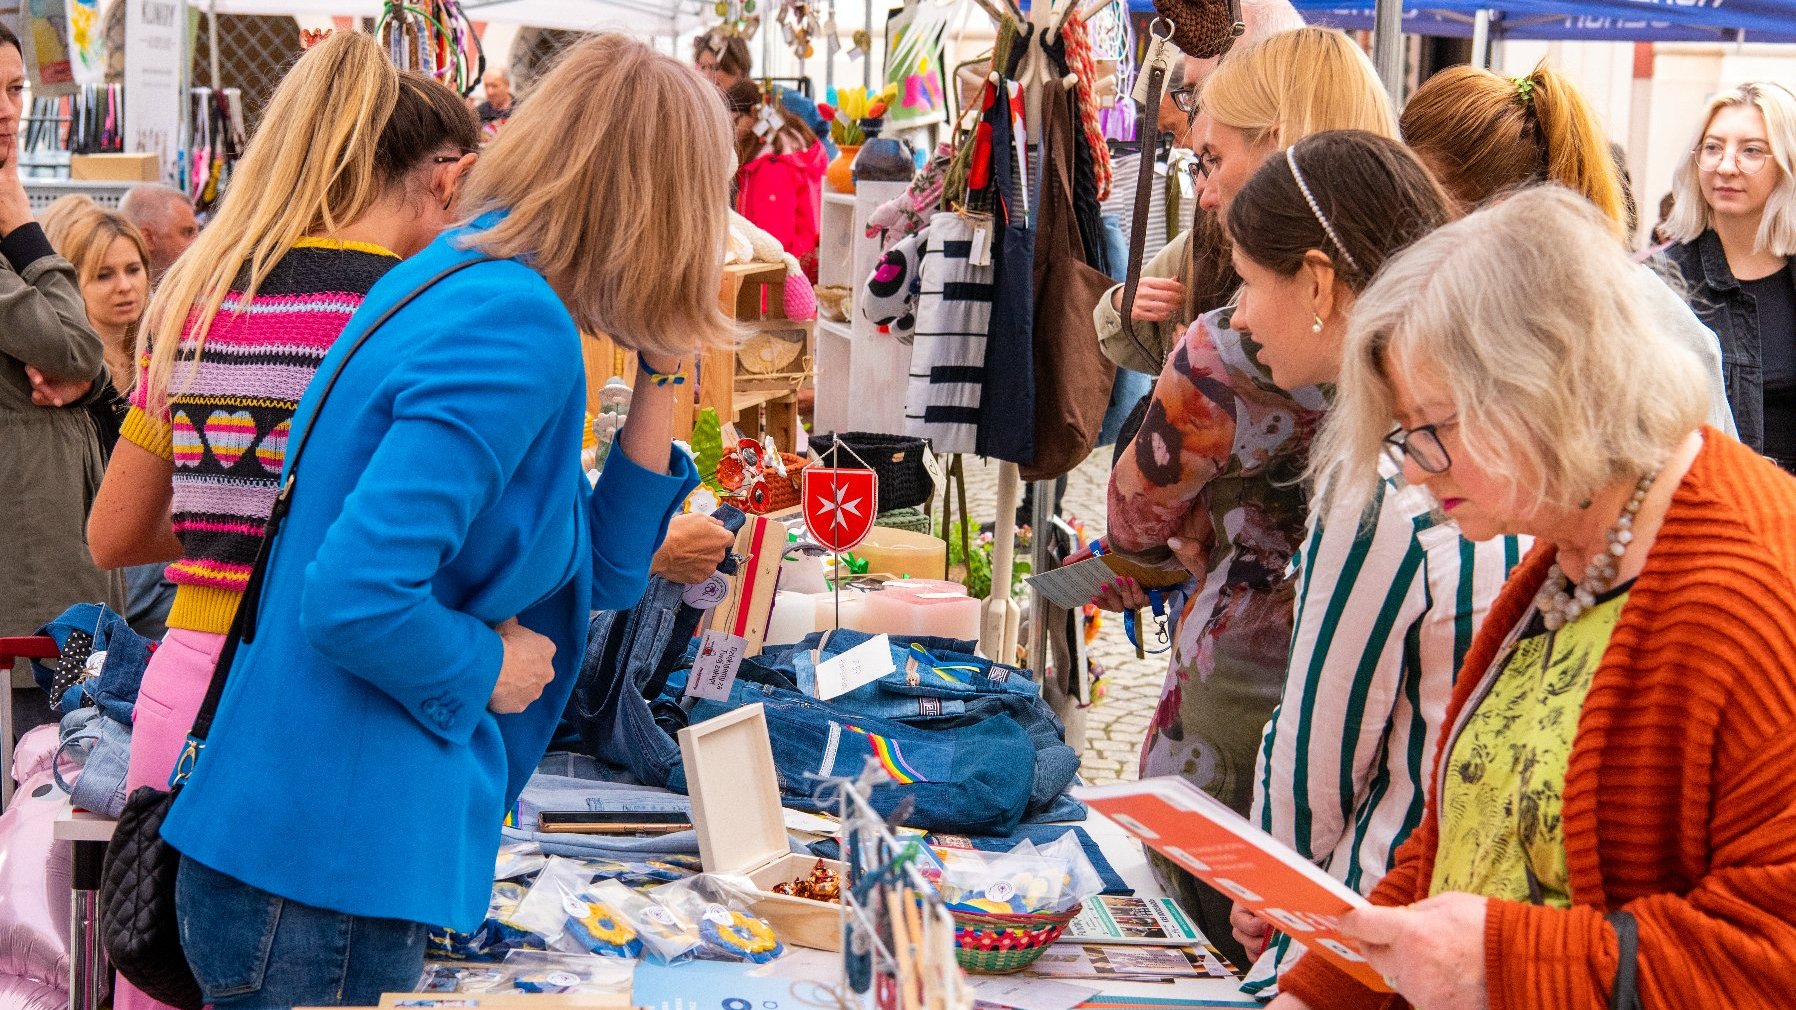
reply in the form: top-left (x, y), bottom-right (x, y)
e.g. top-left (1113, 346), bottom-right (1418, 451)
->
top-left (120, 405), bottom-right (174, 461)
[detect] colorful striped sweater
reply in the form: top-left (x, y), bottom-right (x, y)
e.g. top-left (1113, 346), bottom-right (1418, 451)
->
top-left (120, 239), bottom-right (400, 634)
top-left (1279, 428), bottom-right (1796, 1010)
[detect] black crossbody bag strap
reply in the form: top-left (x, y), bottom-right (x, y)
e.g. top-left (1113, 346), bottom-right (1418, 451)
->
top-left (183, 256), bottom-right (495, 748)
top-left (1608, 910), bottom-right (1645, 1010)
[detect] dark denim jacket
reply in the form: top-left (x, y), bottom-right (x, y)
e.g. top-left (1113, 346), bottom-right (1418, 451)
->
top-left (1662, 230), bottom-right (1796, 453)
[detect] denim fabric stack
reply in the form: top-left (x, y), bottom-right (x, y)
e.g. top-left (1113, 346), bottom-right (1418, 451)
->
top-left (561, 576), bottom-right (1084, 838)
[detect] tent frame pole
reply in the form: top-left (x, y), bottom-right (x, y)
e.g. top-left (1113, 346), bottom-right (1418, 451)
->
top-left (1371, 0), bottom-right (1403, 103)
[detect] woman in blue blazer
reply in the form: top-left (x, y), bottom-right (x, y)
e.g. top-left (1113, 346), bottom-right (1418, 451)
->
top-left (161, 35), bottom-right (737, 1008)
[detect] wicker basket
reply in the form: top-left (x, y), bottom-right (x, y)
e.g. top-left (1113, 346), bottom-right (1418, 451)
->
top-left (719, 452), bottom-right (807, 513)
top-left (949, 907), bottom-right (1080, 974)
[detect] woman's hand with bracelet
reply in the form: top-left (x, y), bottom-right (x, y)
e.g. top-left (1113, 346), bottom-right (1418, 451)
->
top-left (613, 349), bottom-right (692, 476)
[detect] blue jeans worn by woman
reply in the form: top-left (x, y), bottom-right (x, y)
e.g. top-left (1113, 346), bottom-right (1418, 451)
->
top-left (177, 856), bottom-right (425, 1009)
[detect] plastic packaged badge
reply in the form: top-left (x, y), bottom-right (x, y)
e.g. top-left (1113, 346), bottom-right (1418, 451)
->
top-left (418, 950), bottom-right (633, 995)
top-left (653, 874), bottom-right (787, 964)
top-left (923, 832), bottom-right (1104, 916)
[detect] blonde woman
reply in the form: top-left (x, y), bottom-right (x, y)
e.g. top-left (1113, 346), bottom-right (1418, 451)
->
top-left (1089, 26), bottom-right (1397, 967)
top-left (85, 33), bottom-right (477, 1010)
top-left (44, 203), bottom-right (150, 456)
top-left (1273, 186), bottom-right (1796, 1010)
top-left (1661, 82), bottom-right (1796, 471)
top-left (157, 33), bottom-right (729, 1006)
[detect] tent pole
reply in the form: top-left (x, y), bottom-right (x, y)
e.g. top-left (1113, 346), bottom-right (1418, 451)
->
top-left (208, 0), bottom-right (221, 91)
top-left (1371, 0), bottom-right (1402, 103)
top-left (1470, 9), bottom-right (1492, 69)
top-left (1027, 480), bottom-right (1053, 675)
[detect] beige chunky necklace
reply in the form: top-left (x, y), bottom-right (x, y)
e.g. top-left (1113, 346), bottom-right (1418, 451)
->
top-left (1533, 470), bottom-right (1659, 632)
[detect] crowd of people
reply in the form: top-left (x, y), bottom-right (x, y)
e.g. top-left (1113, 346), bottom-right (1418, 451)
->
top-left (0, 5), bottom-right (1791, 1010)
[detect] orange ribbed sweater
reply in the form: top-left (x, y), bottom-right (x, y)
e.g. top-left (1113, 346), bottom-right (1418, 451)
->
top-left (1280, 430), bottom-right (1796, 1010)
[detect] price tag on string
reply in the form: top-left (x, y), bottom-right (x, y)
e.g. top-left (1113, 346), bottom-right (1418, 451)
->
top-left (685, 629), bottom-right (749, 701)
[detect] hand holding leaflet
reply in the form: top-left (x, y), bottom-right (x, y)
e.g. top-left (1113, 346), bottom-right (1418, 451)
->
top-left (1075, 777), bottom-right (1393, 993)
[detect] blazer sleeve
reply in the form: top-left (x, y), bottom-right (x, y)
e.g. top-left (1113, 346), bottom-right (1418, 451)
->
top-left (298, 282), bottom-right (579, 745)
top-left (0, 224), bottom-right (106, 382)
top-left (586, 444), bottom-right (699, 613)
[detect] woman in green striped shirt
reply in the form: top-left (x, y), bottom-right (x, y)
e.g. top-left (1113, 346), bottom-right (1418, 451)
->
top-left (1217, 132), bottom-right (1525, 998)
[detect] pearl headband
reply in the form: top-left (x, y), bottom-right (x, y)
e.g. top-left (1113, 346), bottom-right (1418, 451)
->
top-left (1285, 145), bottom-right (1362, 276)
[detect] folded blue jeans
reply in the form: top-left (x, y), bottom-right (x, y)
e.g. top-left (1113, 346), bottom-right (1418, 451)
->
top-left (176, 855), bottom-right (426, 1009)
top-left (681, 682), bottom-right (1038, 835)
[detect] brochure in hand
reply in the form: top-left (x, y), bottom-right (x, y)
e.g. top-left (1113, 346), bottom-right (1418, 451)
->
top-left (1059, 895), bottom-right (1206, 947)
top-left (1074, 777), bottom-right (1392, 994)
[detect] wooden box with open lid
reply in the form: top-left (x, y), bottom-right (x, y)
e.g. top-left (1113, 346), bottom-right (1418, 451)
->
top-left (676, 704), bottom-right (845, 951)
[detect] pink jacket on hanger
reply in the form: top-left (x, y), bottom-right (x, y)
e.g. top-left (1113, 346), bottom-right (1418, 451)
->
top-left (736, 141), bottom-right (827, 281)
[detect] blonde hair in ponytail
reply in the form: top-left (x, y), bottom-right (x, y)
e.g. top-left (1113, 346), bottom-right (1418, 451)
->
top-left (1401, 62), bottom-right (1628, 239)
top-left (140, 31), bottom-right (399, 412)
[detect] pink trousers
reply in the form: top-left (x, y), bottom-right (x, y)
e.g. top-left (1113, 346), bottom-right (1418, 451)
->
top-left (116, 629), bottom-right (225, 1010)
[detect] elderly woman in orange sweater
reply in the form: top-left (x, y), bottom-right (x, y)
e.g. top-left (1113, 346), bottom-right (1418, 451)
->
top-left (1253, 185), bottom-right (1796, 1010)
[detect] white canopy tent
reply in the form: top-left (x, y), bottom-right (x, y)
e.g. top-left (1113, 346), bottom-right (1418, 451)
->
top-left (188, 0), bottom-right (706, 36)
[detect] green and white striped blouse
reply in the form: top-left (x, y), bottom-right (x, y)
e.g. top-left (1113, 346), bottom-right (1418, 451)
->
top-left (1238, 456), bottom-right (1523, 999)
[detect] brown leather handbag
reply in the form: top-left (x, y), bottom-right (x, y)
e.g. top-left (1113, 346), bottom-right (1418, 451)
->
top-left (1155, 0), bottom-right (1244, 60)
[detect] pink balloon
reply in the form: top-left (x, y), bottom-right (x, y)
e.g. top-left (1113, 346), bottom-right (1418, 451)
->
top-left (0, 972), bottom-right (70, 1010)
top-left (0, 727), bottom-right (73, 989)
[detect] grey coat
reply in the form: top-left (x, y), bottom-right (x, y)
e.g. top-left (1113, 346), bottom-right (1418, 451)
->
top-left (0, 222), bottom-right (124, 640)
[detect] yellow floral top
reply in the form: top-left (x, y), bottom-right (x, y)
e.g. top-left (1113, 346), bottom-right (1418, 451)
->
top-left (1430, 583), bottom-right (1632, 907)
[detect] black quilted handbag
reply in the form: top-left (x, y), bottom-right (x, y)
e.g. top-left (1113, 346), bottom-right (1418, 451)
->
top-left (97, 258), bottom-right (491, 1008)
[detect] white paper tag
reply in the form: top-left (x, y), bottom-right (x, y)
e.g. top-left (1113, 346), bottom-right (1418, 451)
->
top-left (683, 574), bottom-right (730, 610)
top-left (547, 972), bottom-right (581, 989)
top-left (987, 880), bottom-right (1016, 902)
top-left (848, 46), bottom-right (864, 61)
top-left (646, 906), bottom-right (677, 925)
top-left (685, 630), bottom-right (748, 701)
top-left (84, 650), bottom-right (107, 677)
top-left (968, 224), bottom-right (992, 267)
top-left (922, 444), bottom-right (943, 494)
top-left (814, 633), bottom-right (897, 700)
top-left (563, 895), bottom-right (591, 919)
top-left (704, 903), bottom-right (734, 925)
top-left (1131, 36), bottom-right (1174, 105)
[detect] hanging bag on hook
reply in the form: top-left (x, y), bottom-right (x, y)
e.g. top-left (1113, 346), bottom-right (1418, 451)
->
top-left (1155, 0), bottom-right (1244, 60)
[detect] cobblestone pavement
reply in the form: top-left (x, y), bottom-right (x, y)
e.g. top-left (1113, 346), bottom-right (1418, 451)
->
top-left (955, 453), bottom-right (1162, 786)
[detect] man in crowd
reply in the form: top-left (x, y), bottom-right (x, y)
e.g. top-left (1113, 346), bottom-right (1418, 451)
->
top-left (118, 182), bottom-right (198, 282)
top-left (478, 66), bottom-right (514, 138)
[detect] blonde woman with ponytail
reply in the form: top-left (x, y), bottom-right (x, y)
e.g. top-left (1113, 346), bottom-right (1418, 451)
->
top-left (156, 33), bottom-right (729, 1006)
top-left (83, 32), bottom-right (477, 1010)
top-left (1400, 62), bottom-right (1738, 440)
top-left (1402, 64), bottom-right (1626, 233)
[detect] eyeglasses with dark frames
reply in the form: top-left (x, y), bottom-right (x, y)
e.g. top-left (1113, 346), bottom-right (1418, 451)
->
top-left (1383, 416), bottom-right (1456, 474)
top-left (1169, 84), bottom-right (1197, 115)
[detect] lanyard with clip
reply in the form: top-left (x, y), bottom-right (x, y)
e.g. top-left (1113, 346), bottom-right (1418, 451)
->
top-left (1089, 540), bottom-right (1171, 658)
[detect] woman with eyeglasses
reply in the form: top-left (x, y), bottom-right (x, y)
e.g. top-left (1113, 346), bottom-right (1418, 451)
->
top-left (1661, 82), bottom-right (1796, 472)
top-left (1267, 184), bottom-right (1796, 1010)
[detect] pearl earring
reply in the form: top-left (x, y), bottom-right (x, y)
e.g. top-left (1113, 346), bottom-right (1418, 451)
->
top-left (1311, 314), bottom-right (1324, 334)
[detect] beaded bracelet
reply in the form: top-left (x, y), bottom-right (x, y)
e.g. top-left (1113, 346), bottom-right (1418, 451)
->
top-left (638, 356), bottom-right (689, 387)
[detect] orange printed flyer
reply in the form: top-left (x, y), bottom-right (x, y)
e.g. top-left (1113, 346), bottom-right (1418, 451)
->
top-left (1075, 777), bottom-right (1393, 993)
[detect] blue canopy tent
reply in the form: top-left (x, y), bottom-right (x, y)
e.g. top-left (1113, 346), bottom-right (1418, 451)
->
top-left (1294, 0), bottom-right (1796, 42)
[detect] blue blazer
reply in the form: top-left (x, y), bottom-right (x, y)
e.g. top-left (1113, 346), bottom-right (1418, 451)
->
top-left (163, 218), bottom-right (698, 930)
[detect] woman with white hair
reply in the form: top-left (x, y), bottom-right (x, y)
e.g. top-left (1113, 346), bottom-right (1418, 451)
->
top-left (1269, 186), bottom-right (1796, 1010)
top-left (1661, 81), bottom-right (1796, 472)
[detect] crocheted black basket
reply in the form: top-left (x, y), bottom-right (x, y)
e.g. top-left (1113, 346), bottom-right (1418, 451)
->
top-left (811, 432), bottom-right (933, 512)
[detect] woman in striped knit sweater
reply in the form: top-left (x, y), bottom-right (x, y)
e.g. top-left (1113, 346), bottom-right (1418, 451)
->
top-left (85, 34), bottom-right (477, 1010)
top-left (1271, 187), bottom-right (1796, 1009)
